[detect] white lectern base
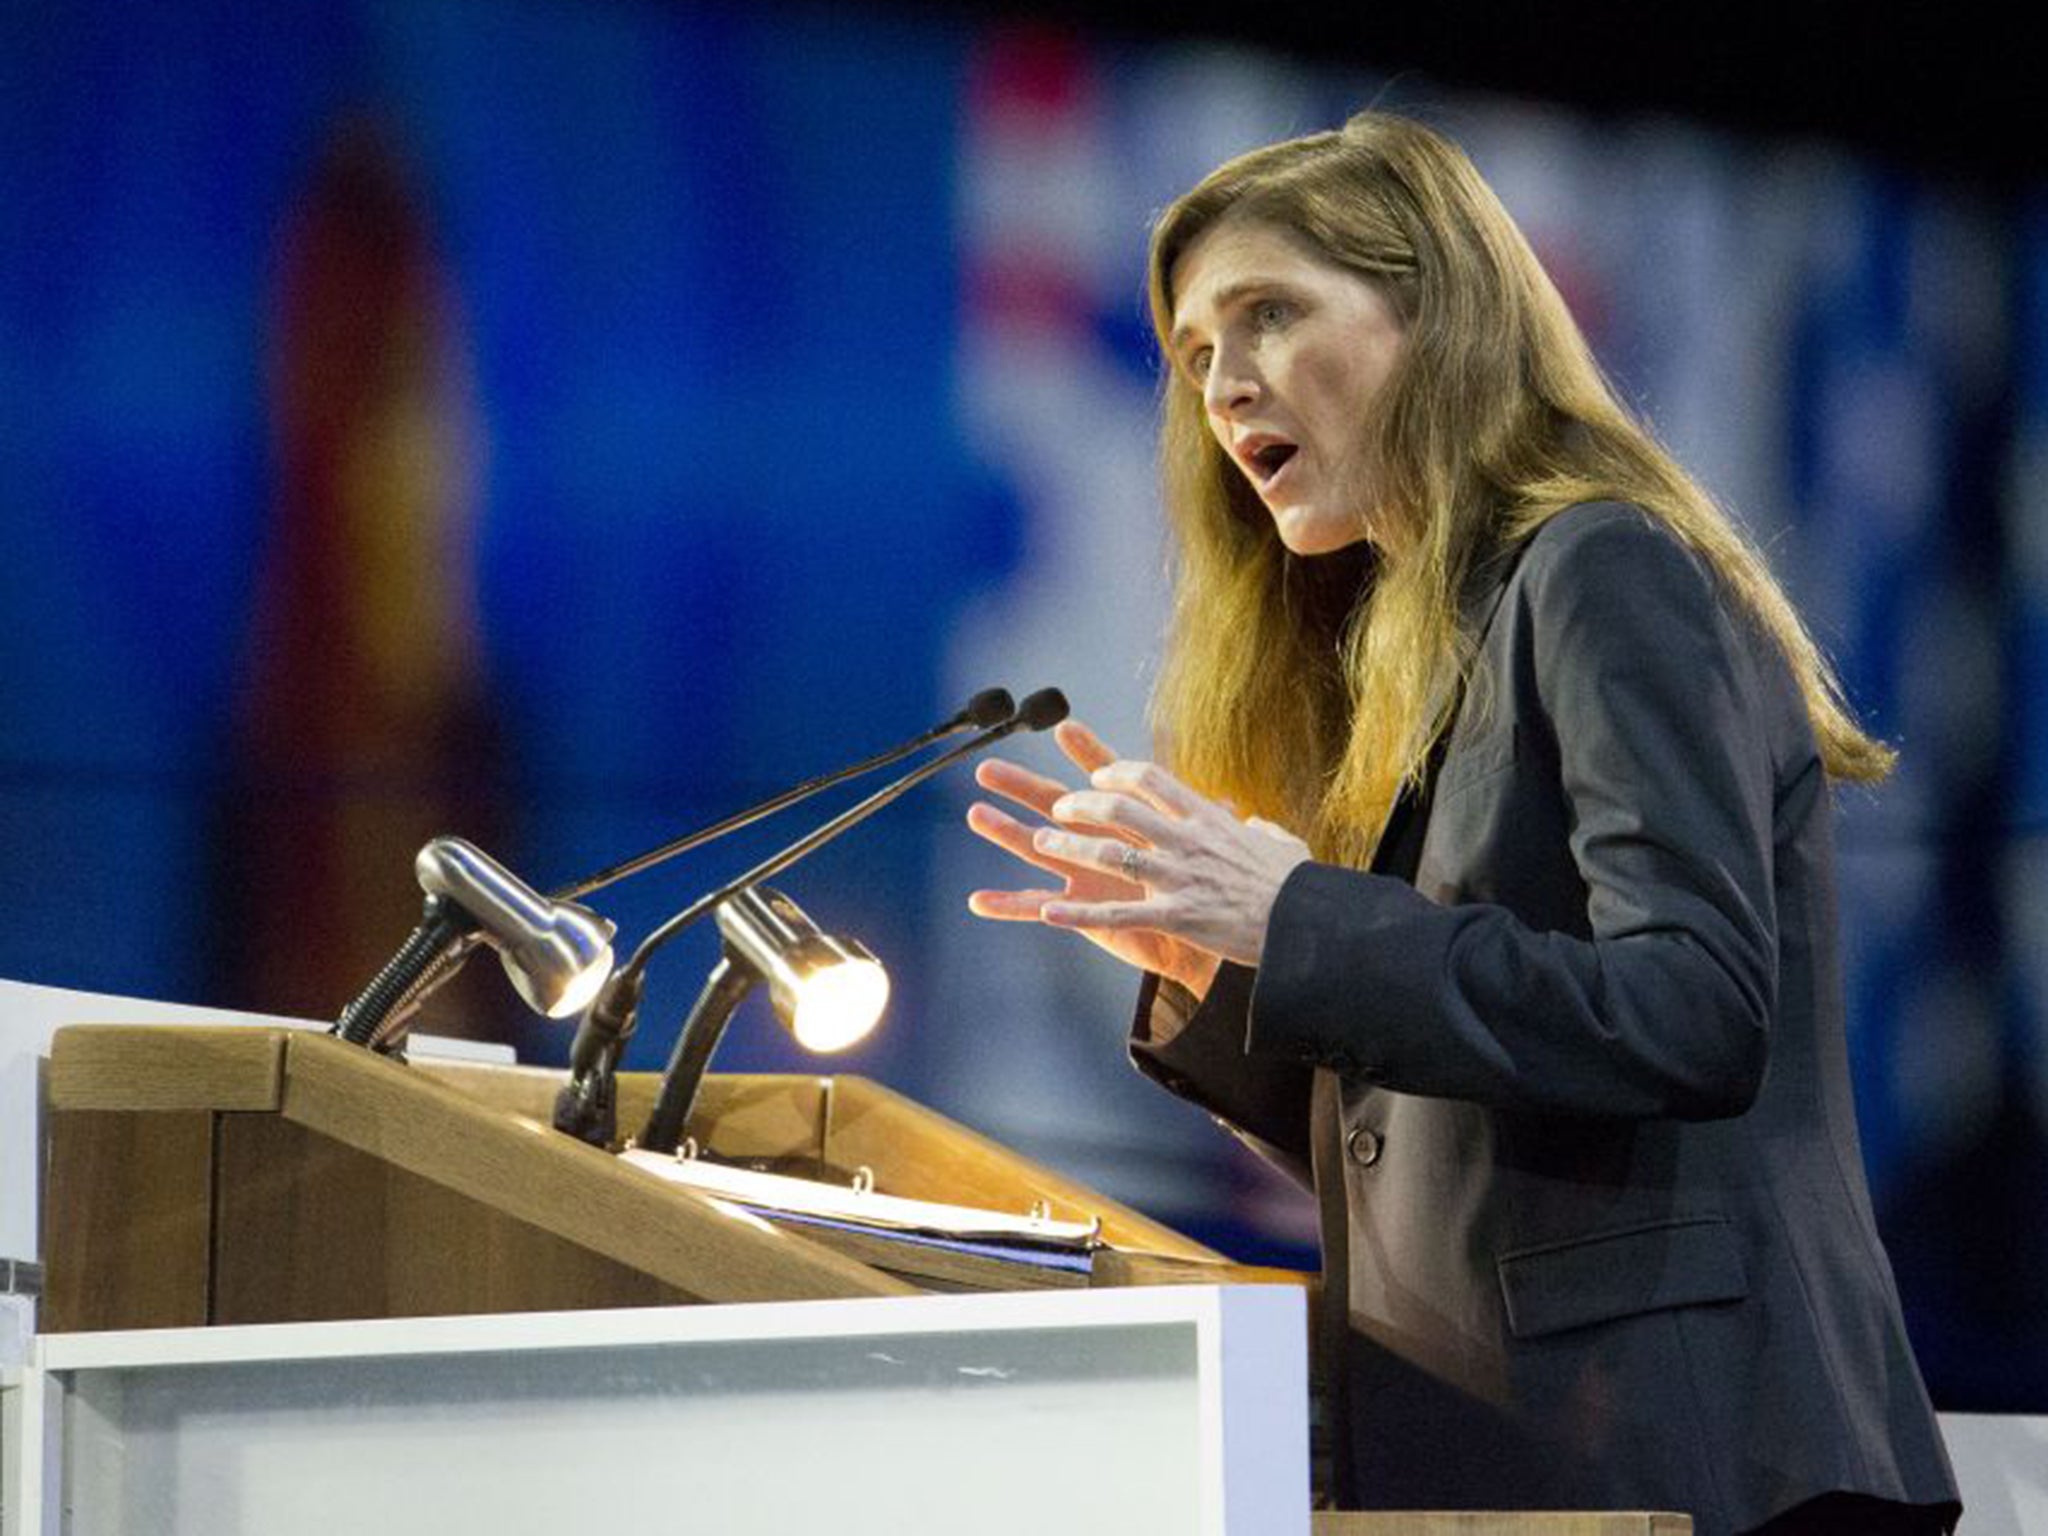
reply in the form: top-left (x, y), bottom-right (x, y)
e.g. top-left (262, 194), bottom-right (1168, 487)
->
top-left (5, 1285), bottom-right (1307, 1536)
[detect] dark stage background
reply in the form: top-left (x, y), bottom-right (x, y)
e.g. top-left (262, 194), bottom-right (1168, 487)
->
top-left (2, 0), bottom-right (2042, 1411)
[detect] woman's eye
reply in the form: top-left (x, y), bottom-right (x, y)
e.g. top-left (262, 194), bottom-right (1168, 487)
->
top-left (1254, 299), bottom-right (1292, 330)
top-left (1187, 346), bottom-right (1213, 381)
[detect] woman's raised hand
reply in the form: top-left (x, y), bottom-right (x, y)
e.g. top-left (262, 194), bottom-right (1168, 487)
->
top-left (966, 720), bottom-right (1312, 994)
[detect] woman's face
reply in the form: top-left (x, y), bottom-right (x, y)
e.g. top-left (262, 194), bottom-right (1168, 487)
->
top-left (1168, 218), bottom-right (1406, 557)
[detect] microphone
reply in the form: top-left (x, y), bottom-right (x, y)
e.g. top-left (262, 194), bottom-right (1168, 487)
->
top-left (552, 688), bottom-right (1067, 1144)
top-left (549, 688), bottom-right (1015, 902)
top-left (335, 837), bottom-right (616, 1050)
top-left (619, 688), bottom-right (1066, 974)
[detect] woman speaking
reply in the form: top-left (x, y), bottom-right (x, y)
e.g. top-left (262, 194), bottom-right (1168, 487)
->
top-left (966, 112), bottom-right (1959, 1536)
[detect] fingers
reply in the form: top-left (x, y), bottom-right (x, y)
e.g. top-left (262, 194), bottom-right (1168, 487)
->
top-left (1032, 825), bottom-right (1145, 888)
top-left (965, 723), bottom-right (1192, 925)
top-left (966, 802), bottom-right (1095, 879)
top-left (973, 756), bottom-right (1071, 820)
top-left (976, 722), bottom-right (1159, 826)
top-left (1054, 719), bottom-right (1120, 776)
top-left (1088, 756), bottom-right (1209, 819)
top-left (968, 719), bottom-right (1199, 949)
top-left (966, 887), bottom-right (1058, 921)
top-left (1049, 789), bottom-right (1175, 847)
top-left (964, 800), bottom-right (1040, 859)
top-left (975, 747), bottom-right (1131, 843)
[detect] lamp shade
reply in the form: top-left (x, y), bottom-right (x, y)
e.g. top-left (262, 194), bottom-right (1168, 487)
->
top-left (415, 837), bottom-right (616, 1017)
top-left (715, 885), bottom-right (888, 1052)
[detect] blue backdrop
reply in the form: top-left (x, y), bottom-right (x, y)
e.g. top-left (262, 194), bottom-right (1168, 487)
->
top-left (2, 0), bottom-right (2041, 1409)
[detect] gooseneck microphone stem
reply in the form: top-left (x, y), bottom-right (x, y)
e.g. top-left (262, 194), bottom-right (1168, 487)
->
top-left (636, 953), bottom-right (753, 1156)
top-left (548, 688), bottom-right (1014, 903)
top-left (551, 689), bottom-right (1066, 1148)
top-left (612, 690), bottom-right (1069, 996)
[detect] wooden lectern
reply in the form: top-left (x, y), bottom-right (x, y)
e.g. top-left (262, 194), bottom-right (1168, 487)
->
top-left (30, 1024), bottom-right (1688, 1536)
top-left (39, 1023), bottom-right (1271, 1331)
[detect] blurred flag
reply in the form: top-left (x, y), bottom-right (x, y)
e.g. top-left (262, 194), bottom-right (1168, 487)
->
top-left (210, 118), bottom-right (516, 1045)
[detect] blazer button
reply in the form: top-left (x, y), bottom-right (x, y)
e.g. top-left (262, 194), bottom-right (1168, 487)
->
top-left (1345, 1127), bottom-right (1383, 1168)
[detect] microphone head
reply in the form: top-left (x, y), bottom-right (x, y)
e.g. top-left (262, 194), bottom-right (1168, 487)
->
top-left (962, 687), bottom-right (1015, 728)
top-left (1012, 688), bottom-right (1069, 731)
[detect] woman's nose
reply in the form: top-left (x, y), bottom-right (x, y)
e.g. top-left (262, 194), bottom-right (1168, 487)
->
top-left (1203, 349), bottom-right (1261, 417)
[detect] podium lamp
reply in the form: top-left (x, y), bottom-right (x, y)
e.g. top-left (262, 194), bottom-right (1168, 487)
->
top-left (636, 885), bottom-right (888, 1155)
top-left (335, 836), bottom-right (616, 1051)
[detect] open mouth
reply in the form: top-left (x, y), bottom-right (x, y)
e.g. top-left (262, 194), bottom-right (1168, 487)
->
top-left (1246, 441), bottom-right (1298, 486)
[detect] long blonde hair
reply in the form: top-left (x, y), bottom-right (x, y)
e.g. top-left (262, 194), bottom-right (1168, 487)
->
top-left (1145, 110), bottom-right (1891, 866)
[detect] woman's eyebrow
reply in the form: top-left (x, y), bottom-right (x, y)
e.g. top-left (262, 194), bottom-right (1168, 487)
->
top-left (1169, 279), bottom-right (1278, 353)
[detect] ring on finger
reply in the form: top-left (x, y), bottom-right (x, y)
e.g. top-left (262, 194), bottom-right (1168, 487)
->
top-left (1119, 844), bottom-right (1145, 882)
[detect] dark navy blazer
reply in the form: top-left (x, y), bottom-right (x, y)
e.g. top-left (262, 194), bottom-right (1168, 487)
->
top-left (1132, 503), bottom-right (1959, 1534)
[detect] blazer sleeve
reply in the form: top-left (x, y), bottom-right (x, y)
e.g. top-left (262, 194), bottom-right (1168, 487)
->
top-left (1245, 506), bottom-right (1782, 1121)
top-left (1130, 964), bottom-right (1315, 1186)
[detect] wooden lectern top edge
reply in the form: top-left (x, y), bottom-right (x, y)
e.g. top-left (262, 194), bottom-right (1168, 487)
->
top-left (48, 1024), bottom-right (291, 1112)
